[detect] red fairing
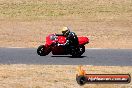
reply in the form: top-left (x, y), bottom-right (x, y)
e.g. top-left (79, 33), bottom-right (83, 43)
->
top-left (45, 35), bottom-right (53, 45)
top-left (45, 34), bottom-right (89, 46)
top-left (78, 37), bottom-right (89, 45)
top-left (57, 36), bottom-right (89, 45)
top-left (57, 36), bottom-right (66, 44)
top-left (45, 34), bottom-right (57, 46)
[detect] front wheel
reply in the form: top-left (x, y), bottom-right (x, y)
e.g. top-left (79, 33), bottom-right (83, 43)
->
top-left (37, 45), bottom-right (50, 56)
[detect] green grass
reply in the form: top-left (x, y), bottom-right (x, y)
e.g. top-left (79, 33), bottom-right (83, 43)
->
top-left (0, 0), bottom-right (132, 20)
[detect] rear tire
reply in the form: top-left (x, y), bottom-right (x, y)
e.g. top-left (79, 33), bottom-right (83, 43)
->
top-left (37, 45), bottom-right (47, 56)
top-left (78, 45), bottom-right (85, 55)
top-left (71, 45), bottom-right (85, 57)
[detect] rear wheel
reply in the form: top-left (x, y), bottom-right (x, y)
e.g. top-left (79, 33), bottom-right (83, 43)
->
top-left (71, 45), bottom-right (85, 57)
top-left (37, 45), bottom-right (47, 56)
top-left (78, 45), bottom-right (85, 55)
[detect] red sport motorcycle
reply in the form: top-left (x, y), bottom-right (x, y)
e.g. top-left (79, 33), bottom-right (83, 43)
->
top-left (37, 34), bottom-right (89, 57)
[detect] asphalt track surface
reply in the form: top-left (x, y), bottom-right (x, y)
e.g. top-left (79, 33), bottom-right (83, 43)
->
top-left (0, 48), bottom-right (132, 66)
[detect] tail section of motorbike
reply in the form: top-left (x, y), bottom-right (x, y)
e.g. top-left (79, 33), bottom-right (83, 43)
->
top-left (37, 34), bottom-right (89, 57)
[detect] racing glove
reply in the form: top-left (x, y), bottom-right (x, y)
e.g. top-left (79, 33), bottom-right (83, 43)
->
top-left (57, 43), bottom-right (64, 46)
top-left (57, 39), bottom-right (70, 46)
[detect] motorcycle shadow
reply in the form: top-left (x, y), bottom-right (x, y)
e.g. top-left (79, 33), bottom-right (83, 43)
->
top-left (51, 55), bottom-right (87, 58)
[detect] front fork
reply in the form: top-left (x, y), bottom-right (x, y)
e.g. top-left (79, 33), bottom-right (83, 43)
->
top-left (44, 44), bottom-right (52, 55)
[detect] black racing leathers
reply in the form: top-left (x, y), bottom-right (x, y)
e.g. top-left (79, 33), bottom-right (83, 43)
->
top-left (64, 32), bottom-right (79, 46)
top-left (56, 32), bottom-right (79, 46)
top-left (56, 32), bottom-right (79, 54)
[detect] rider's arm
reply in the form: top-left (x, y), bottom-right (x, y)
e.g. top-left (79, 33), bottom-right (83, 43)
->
top-left (63, 40), bottom-right (70, 46)
top-left (58, 38), bottom-right (69, 46)
top-left (58, 32), bottom-right (77, 46)
top-left (62, 32), bottom-right (74, 46)
top-left (64, 32), bottom-right (78, 46)
top-left (57, 34), bottom-right (70, 46)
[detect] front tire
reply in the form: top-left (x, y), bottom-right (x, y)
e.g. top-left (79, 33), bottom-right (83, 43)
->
top-left (37, 45), bottom-right (47, 56)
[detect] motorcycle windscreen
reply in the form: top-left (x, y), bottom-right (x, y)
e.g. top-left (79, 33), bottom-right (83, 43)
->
top-left (78, 37), bottom-right (89, 45)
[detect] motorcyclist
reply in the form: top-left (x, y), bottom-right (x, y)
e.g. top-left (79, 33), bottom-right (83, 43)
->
top-left (57, 27), bottom-right (79, 47)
